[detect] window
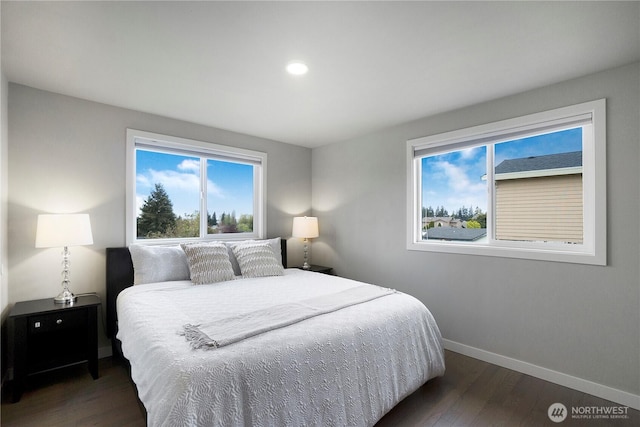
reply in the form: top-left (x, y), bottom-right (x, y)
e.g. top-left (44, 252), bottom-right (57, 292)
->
top-left (126, 129), bottom-right (266, 244)
top-left (407, 99), bottom-right (606, 265)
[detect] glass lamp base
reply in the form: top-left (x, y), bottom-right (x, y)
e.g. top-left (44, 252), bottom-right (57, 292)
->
top-left (56, 248), bottom-right (77, 304)
top-left (54, 288), bottom-right (77, 304)
top-left (302, 238), bottom-right (311, 270)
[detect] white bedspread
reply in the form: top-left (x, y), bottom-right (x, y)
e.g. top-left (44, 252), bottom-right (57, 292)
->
top-left (117, 269), bottom-right (445, 427)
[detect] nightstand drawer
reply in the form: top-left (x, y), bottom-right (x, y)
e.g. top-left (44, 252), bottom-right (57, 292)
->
top-left (29, 309), bottom-right (87, 334)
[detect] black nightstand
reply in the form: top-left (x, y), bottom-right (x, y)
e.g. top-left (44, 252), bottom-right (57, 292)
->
top-left (8, 294), bottom-right (101, 402)
top-left (299, 265), bottom-right (335, 275)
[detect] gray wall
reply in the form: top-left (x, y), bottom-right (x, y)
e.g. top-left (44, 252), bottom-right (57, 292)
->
top-left (1, 69), bottom-right (7, 319)
top-left (7, 84), bottom-right (312, 349)
top-left (1, 62), bottom-right (8, 382)
top-left (312, 63), bottom-right (640, 396)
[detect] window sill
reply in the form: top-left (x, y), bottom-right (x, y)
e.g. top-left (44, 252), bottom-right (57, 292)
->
top-left (407, 240), bottom-right (605, 266)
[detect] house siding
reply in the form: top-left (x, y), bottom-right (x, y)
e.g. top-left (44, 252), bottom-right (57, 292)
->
top-left (495, 174), bottom-right (583, 243)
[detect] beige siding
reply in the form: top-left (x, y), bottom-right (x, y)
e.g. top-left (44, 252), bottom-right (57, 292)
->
top-left (495, 174), bottom-right (583, 243)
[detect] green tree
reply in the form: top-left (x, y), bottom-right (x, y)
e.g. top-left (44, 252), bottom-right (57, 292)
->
top-left (435, 206), bottom-right (449, 217)
top-left (137, 183), bottom-right (177, 238)
top-left (467, 220), bottom-right (481, 229)
top-left (475, 212), bottom-right (487, 228)
top-left (237, 214), bottom-right (253, 232)
top-left (174, 211), bottom-right (200, 238)
top-left (217, 211), bottom-right (239, 233)
top-left (209, 212), bottom-right (217, 226)
top-left (422, 206), bottom-right (435, 218)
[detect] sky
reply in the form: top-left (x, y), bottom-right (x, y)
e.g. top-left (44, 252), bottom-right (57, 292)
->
top-left (136, 150), bottom-right (254, 218)
top-left (421, 127), bottom-right (583, 215)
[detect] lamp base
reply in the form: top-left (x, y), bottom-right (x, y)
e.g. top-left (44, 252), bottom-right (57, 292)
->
top-left (54, 288), bottom-right (77, 304)
top-left (55, 247), bottom-right (77, 304)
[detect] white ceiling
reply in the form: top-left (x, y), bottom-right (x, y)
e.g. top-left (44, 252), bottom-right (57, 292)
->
top-left (2, 1), bottom-right (639, 148)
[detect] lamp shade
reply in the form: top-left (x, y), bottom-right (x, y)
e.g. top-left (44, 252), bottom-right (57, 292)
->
top-left (36, 214), bottom-right (94, 248)
top-left (292, 216), bottom-right (319, 239)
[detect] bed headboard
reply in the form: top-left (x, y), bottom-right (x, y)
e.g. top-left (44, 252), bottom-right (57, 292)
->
top-left (106, 238), bottom-right (287, 358)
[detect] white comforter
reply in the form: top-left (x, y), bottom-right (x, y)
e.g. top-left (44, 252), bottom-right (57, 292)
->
top-left (117, 269), bottom-right (445, 427)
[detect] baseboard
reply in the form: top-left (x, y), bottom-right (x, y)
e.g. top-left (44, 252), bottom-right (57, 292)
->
top-left (442, 339), bottom-right (640, 411)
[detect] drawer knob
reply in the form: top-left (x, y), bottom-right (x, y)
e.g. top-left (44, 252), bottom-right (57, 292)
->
top-left (56, 319), bottom-right (63, 325)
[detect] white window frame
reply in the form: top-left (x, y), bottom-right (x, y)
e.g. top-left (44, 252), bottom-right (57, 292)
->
top-left (126, 129), bottom-right (267, 245)
top-left (406, 99), bottom-right (606, 265)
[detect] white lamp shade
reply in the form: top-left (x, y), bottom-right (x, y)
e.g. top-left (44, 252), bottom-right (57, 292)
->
top-left (36, 214), bottom-right (94, 248)
top-left (292, 216), bottom-right (319, 239)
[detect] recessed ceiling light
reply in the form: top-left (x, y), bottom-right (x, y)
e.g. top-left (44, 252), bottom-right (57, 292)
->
top-left (286, 61), bottom-right (309, 76)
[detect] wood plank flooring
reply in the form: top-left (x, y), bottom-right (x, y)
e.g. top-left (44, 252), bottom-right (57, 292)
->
top-left (1, 358), bottom-right (145, 427)
top-left (2, 350), bottom-right (638, 426)
top-left (376, 351), bottom-right (639, 426)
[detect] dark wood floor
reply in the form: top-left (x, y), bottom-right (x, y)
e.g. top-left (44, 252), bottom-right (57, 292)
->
top-left (2, 350), bottom-right (638, 426)
top-left (1, 358), bottom-right (145, 427)
top-left (376, 351), bottom-right (639, 426)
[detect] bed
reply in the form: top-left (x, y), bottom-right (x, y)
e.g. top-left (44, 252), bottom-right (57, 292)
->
top-left (106, 238), bottom-right (445, 426)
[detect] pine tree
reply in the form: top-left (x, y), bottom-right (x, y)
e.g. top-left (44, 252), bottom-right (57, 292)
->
top-left (137, 183), bottom-right (177, 238)
top-left (218, 211), bottom-right (239, 233)
top-left (423, 206), bottom-right (435, 217)
top-left (435, 206), bottom-right (449, 217)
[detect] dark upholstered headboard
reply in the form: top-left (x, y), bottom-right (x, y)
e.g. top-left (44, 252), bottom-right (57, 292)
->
top-left (106, 239), bottom-right (287, 358)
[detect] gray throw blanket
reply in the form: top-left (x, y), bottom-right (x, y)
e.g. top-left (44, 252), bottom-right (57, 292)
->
top-left (181, 285), bottom-right (396, 350)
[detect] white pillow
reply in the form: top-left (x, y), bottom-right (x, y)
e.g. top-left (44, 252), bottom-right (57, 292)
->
top-left (226, 238), bottom-right (282, 275)
top-left (230, 241), bottom-right (284, 278)
top-left (129, 245), bottom-right (190, 285)
top-left (181, 242), bottom-right (236, 285)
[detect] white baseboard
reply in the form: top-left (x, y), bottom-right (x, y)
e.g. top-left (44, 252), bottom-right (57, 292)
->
top-left (443, 339), bottom-right (640, 411)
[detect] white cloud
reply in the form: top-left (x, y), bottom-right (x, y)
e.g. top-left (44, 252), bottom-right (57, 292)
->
top-left (135, 168), bottom-right (199, 216)
top-left (207, 179), bottom-right (224, 198)
top-left (136, 194), bottom-right (145, 216)
top-left (140, 168), bottom-right (199, 191)
top-left (435, 160), bottom-right (487, 211)
top-left (136, 168), bottom-right (228, 216)
top-left (136, 174), bottom-right (151, 187)
top-left (459, 146), bottom-right (479, 160)
top-left (177, 159), bottom-right (200, 172)
top-left (436, 161), bottom-right (471, 192)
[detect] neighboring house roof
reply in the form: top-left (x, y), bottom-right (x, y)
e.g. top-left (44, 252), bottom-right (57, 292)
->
top-left (495, 151), bottom-right (582, 174)
top-left (422, 216), bottom-right (453, 224)
top-left (424, 228), bottom-right (487, 241)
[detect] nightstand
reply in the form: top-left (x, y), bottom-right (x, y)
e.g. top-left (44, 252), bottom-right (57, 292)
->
top-left (299, 265), bottom-right (335, 275)
top-left (8, 294), bottom-right (101, 402)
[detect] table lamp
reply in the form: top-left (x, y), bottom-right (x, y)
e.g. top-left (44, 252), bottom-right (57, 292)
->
top-left (292, 216), bottom-right (319, 270)
top-left (35, 213), bottom-right (94, 304)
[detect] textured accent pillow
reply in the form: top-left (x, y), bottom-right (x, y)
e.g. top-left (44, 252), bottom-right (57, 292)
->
top-left (230, 242), bottom-right (284, 278)
top-left (129, 245), bottom-right (191, 285)
top-left (181, 243), bottom-right (236, 285)
top-left (226, 238), bottom-right (282, 275)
